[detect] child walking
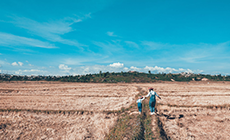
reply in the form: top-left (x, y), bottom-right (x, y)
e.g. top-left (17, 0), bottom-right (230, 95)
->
top-left (136, 96), bottom-right (145, 114)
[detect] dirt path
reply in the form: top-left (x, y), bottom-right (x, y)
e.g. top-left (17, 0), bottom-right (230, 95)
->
top-left (105, 86), bottom-right (169, 140)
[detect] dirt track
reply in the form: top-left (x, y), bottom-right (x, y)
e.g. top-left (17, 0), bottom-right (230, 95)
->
top-left (1, 81), bottom-right (230, 139)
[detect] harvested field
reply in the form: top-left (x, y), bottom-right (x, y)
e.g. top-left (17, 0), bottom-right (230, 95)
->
top-left (0, 81), bottom-right (138, 140)
top-left (1, 81), bottom-right (230, 139)
top-left (0, 111), bottom-right (117, 140)
top-left (137, 81), bottom-right (230, 139)
top-left (0, 81), bottom-right (137, 111)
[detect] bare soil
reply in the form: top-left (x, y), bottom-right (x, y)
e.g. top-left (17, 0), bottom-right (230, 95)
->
top-left (1, 81), bottom-right (230, 139)
top-left (137, 81), bottom-right (230, 140)
top-left (0, 81), bottom-right (138, 111)
top-left (0, 81), bottom-right (138, 140)
top-left (0, 111), bottom-right (117, 140)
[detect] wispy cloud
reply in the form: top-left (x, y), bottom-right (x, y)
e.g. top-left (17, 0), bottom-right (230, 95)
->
top-left (179, 42), bottom-right (230, 63)
top-left (140, 41), bottom-right (230, 64)
top-left (14, 69), bottom-right (48, 75)
top-left (10, 16), bottom-right (87, 48)
top-left (142, 41), bottom-right (172, 50)
top-left (25, 61), bottom-right (34, 66)
top-left (0, 60), bottom-right (10, 65)
top-left (125, 41), bottom-right (139, 49)
top-left (0, 32), bottom-right (56, 48)
top-left (93, 40), bottom-right (123, 54)
top-left (107, 31), bottom-right (117, 37)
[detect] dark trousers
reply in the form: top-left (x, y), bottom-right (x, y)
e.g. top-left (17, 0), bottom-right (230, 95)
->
top-left (149, 100), bottom-right (156, 113)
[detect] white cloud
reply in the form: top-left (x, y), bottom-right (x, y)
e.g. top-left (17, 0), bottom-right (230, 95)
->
top-left (4, 62), bottom-right (204, 76)
top-left (14, 69), bottom-right (47, 75)
top-left (107, 31), bottom-right (117, 37)
top-left (68, 65), bottom-right (202, 75)
top-left (143, 66), bottom-right (195, 73)
top-left (18, 62), bottom-right (23, 66)
top-left (59, 64), bottom-right (72, 71)
top-left (11, 16), bottom-right (86, 48)
top-left (130, 66), bottom-right (141, 71)
top-left (11, 62), bottom-right (24, 66)
top-left (71, 64), bottom-right (125, 75)
top-left (0, 53), bottom-right (2, 55)
top-left (0, 32), bottom-right (56, 48)
top-left (109, 62), bottom-right (124, 68)
top-left (11, 62), bottom-right (18, 66)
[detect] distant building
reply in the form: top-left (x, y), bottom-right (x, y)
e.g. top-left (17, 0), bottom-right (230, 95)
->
top-left (201, 78), bottom-right (209, 81)
top-left (129, 71), bottom-right (136, 73)
top-left (196, 77), bottom-right (201, 80)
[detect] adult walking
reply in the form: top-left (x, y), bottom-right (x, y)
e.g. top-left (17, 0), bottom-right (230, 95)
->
top-left (145, 87), bottom-right (161, 115)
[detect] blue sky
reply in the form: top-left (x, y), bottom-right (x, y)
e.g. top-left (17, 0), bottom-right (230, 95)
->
top-left (0, 0), bottom-right (230, 75)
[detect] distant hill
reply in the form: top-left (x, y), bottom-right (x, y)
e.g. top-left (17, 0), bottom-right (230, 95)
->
top-left (0, 72), bottom-right (229, 83)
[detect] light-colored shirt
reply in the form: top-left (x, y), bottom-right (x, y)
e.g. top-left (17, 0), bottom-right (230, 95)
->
top-left (136, 97), bottom-right (145, 103)
top-left (146, 90), bottom-right (159, 98)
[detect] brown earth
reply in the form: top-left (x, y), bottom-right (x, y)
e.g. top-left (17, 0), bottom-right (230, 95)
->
top-left (1, 81), bottom-right (230, 139)
top-left (0, 81), bottom-right (138, 140)
top-left (137, 81), bottom-right (230, 140)
top-left (0, 111), bottom-right (117, 140)
top-left (0, 81), bottom-right (138, 111)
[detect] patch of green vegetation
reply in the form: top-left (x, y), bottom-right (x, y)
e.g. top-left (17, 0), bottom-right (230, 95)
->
top-left (106, 87), bottom-right (158, 140)
top-left (105, 114), bottom-right (143, 140)
top-left (142, 102), bottom-right (155, 140)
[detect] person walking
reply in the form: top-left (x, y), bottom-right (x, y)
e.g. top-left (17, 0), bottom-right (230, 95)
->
top-left (145, 87), bottom-right (161, 115)
top-left (136, 96), bottom-right (145, 114)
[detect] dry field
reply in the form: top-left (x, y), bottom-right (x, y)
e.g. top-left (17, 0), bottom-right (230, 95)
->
top-left (0, 81), bottom-right (138, 140)
top-left (138, 81), bottom-right (230, 140)
top-left (1, 81), bottom-right (230, 139)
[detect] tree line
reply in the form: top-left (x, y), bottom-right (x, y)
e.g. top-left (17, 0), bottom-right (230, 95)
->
top-left (0, 71), bottom-right (230, 83)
